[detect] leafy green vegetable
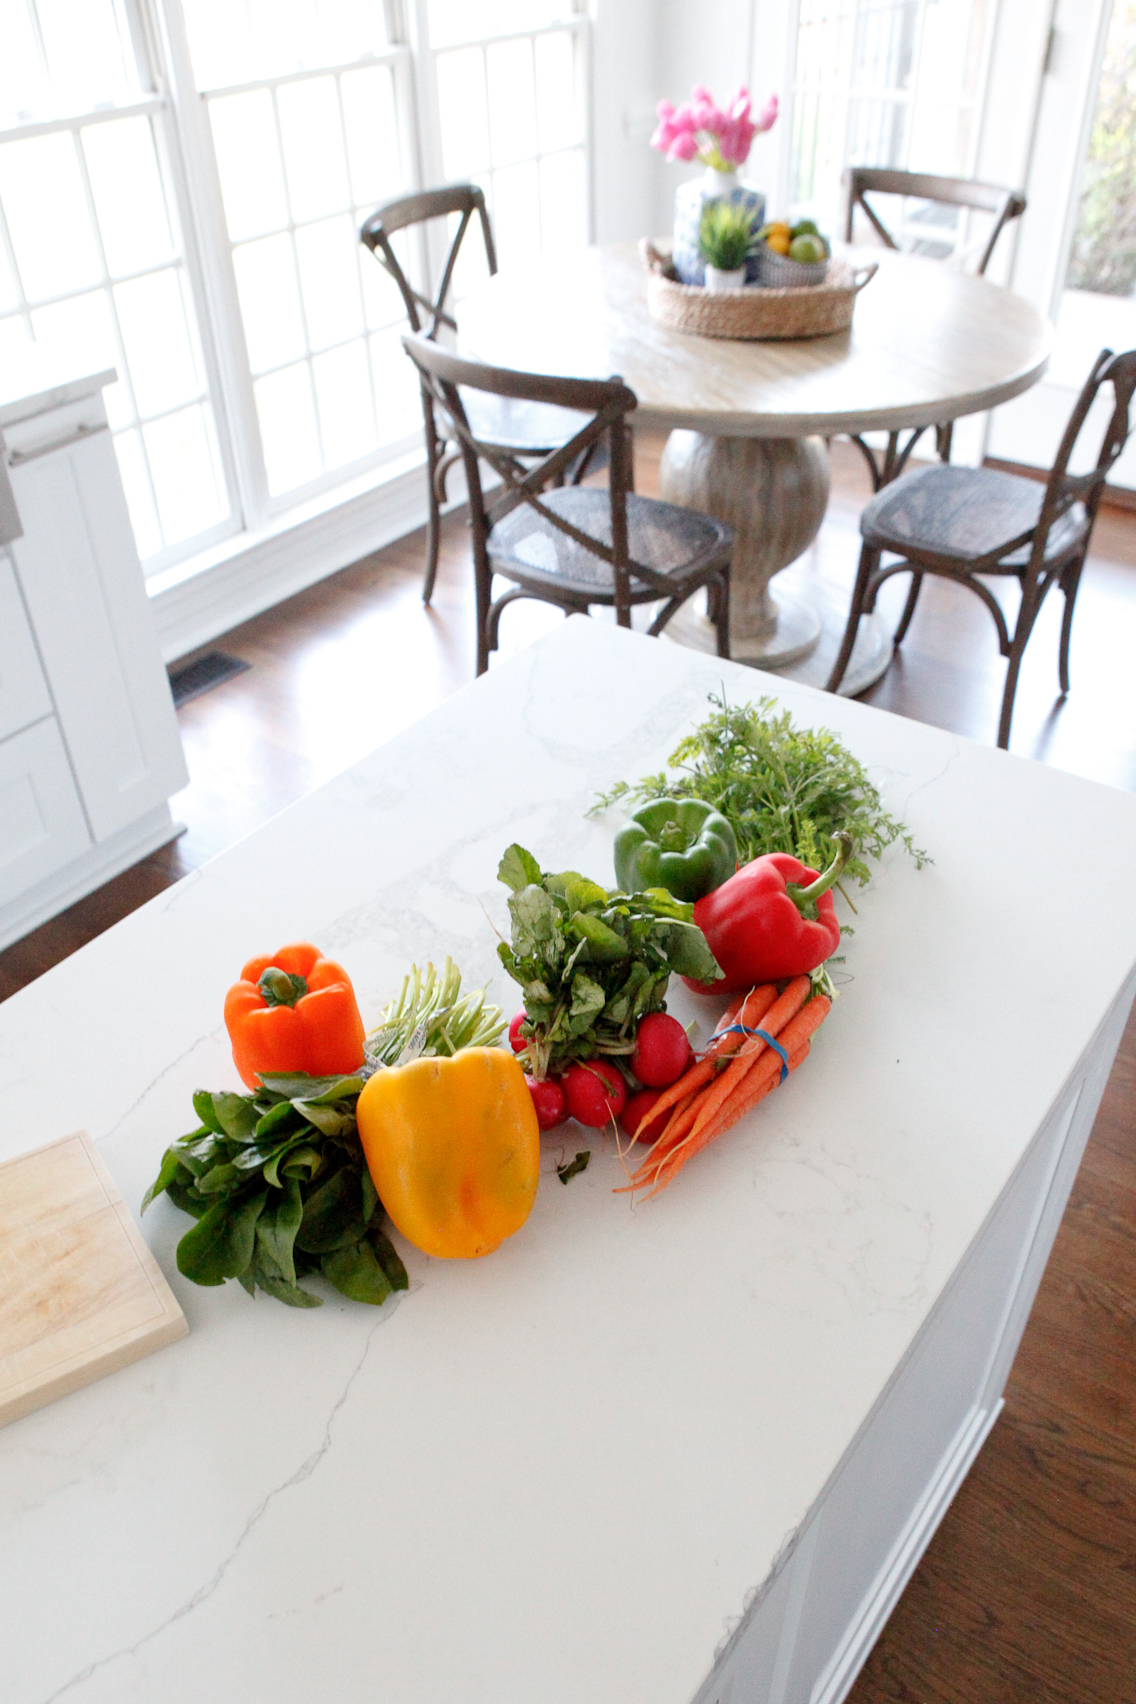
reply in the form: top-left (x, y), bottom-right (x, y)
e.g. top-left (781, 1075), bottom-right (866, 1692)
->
top-left (498, 844), bottom-right (721, 1080)
top-left (591, 692), bottom-right (927, 886)
top-left (557, 1151), bottom-right (591, 1185)
top-left (365, 956), bottom-right (505, 1068)
top-left (145, 1075), bottom-right (408, 1309)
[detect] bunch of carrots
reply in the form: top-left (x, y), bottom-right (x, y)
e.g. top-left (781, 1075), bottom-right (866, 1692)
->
top-left (619, 975), bottom-right (831, 1199)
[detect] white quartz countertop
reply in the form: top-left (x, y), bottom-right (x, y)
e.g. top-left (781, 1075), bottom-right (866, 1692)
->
top-left (3, 620), bottom-right (1136, 1704)
top-left (0, 342), bottom-right (116, 430)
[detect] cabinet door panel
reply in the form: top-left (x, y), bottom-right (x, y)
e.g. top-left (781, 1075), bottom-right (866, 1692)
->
top-left (0, 555), bottom-right (52, 742)
top-left (7, 427), bottom-right (187, 842)
top-left (0, 719), bottom-right (91, 908)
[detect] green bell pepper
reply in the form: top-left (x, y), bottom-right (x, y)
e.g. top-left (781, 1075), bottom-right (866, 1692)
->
top-left (613, 799), bottom-right (738, 904)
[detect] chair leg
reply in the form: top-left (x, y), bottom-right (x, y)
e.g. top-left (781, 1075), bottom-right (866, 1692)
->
top-left (826, 544), bottom-right (879, 693)
top-left (998, 586), bottom-right (1043, 749)
top-left (421, 402), bottom-right (443, 605)
top-left (935, 421), bottom-right (954, 463)
top-left (892, 569), bottom-right (923, 646)
top-left (1057, 554), bottom-right (1085, 696)
top-left (713, 569), bottom-right (731, 658)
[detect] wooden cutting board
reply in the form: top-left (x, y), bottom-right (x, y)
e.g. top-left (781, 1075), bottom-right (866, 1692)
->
top-left (0, 1130), bottom-right (187, 1427)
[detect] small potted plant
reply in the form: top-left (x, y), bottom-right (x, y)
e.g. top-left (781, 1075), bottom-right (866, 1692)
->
top-left (698, 203), bottom-right (756, 291)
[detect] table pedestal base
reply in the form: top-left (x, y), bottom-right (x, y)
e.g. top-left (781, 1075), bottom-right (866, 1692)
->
top-left (658, 429), bottom-right (830, 661)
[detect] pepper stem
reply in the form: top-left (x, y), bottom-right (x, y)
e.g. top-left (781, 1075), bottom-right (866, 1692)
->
top-left (259, 967), bottom-right (308, 1007)
top-left (785, 832), bottom-right (852, 918)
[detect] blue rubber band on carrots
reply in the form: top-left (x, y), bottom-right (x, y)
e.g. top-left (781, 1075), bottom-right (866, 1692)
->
top-left (704, 1022), bottom-right (789, 1082)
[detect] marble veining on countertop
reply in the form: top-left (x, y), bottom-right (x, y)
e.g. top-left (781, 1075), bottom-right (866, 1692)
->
top-left (3, 619), bottom-right (1136, 1704)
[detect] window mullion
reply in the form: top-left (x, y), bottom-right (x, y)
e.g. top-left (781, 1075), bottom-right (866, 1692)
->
top-left (145, 0), bottom-right (270, 530)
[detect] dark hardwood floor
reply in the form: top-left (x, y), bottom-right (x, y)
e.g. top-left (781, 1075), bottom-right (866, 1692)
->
top-left (2, 434), bottom-right (1134, 1697)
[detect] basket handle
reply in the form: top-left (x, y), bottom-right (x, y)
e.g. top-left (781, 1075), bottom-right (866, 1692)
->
top-left (640, 238), bottom-right (672, 277)
top-left (851, 262), bottom-right (879, 293)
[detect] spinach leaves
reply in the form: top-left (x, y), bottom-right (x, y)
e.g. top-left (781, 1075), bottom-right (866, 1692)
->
top-left (143, 1072), bottom-right (407, 1309)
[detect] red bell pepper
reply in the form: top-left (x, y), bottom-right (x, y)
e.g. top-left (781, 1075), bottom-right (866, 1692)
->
top-left (683, 833), bottom-right (850, 994)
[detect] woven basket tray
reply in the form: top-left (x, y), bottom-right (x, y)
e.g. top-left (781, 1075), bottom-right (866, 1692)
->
top-left (641, 240), bottom-right (877, 341)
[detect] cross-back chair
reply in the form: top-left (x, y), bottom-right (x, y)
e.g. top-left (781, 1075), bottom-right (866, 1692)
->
top-left (826, 347), bottom-right (1136, 749)
top-left (401, 332), bottom-right (734, 675)
top-left (841, 167), bottom-right (1027, 488)
top-left (360, 185), bottom-right (591, 603)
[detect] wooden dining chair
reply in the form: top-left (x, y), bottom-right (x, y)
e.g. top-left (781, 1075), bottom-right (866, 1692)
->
top-left (400, 332), bottom-right (733, 675)
top-left (826, 347), bottom-right (1136, 748)
top-left (360, 185), bottom-right (590, 604)
top-left (840, 167), bottom-right (1027, 487)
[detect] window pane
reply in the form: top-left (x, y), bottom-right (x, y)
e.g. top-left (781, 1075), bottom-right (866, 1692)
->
top-left (436, 49), bottom-right (490, 178)
top-left (30, 290), bottom-right (124, 419)
top-left (312, 339), bottom-right (376, 467)
top-left (340, 63), bottom-right (403, 206)
top-left (183, 0), bottom-right (392, 90)
top-left (210, 90), bottom-right (289, 242)
top-left (83, 118), bottom-right (175, 278)
top-left (0, 313), bottom-right (34, 369)
top-left (539, 150), bottom-right (584, 256)
top-left (486, 39), bottom-right (536, 166)
top-left (113, 429), bottom-right (163, 561)
top-left (233, 233), bottom-right (307, 372)
top-left (115, 269), bottom-right (201, 418)
top-left (369, 326), bottom-right (421, 445)
top-left (255, 362), bottom-right (322, 492)
top-left (143, 404), bottom-right (226, 546)
top-left (295, 215), bottom-right (364, 350)
top-left (490, 160), bottom-right (539, 269)
top-left (359, 231), bottom-right (413, 328)
top-left (0, 131), bottom-right (101, 299)
top-left (277, 76), bottom-right (350, 223)
top-left (427, 1), bottom-right (576, 50)
top-left (534, 31), bottom-right (579, 153)
top-left (36, 0), bottom-right (133, 112)
top-left (0, 0), bottom-right (46, 124)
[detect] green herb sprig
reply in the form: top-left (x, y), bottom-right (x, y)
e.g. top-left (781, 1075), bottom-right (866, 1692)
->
top-left (496, 843), bottom-right (721, 1081)
top-left (591, 693), bottom-right (927, 887)
top-left (699, 202), bottom-right (758, 271)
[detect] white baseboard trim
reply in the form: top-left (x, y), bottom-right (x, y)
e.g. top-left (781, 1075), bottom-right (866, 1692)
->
top-left (0, 804), bottom-right (182, 953)
top-left (812, 1398), bottom-right (1004, 1704)
top-left (148, 449), bottom-right (465, 666)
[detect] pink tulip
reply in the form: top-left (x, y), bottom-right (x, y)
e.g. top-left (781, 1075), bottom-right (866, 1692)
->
top-left (649, 83), bottom-right (778, 166)
top-left (667, 130), bottom-right (699, 162)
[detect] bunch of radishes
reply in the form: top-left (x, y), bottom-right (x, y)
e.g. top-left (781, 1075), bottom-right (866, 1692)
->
top-left (509, 1009), bottom-right (694, 1143)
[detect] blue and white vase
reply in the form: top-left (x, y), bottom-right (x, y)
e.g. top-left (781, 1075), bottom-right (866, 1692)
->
top-left (672, 167), bottom-right (765, 287)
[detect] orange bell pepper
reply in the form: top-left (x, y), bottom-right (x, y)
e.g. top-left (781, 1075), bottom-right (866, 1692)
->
top-left (356, 1048), bottom-right (539, 1259)
top-left (223, 942), bottom-right (366, 1089)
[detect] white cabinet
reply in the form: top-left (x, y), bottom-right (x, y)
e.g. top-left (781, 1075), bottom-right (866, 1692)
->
top-left (0, 366), bottom-right (188, 951)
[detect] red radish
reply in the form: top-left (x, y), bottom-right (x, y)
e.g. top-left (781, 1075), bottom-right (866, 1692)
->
top-left (526, 1074), bottom-right (566, 1131)
top-left (508, 1010), bottom-right (528, 1052)
top-left (563, 1059), bottom-right (626, 1127)
top-left (630, 1012), bottom-right (692, 1087)
top-left (621, 1088), bottom-right (665, 1144)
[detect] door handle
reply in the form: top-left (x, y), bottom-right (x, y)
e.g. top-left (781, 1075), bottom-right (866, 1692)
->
top-left (6, 420), bottom-right (108, 467)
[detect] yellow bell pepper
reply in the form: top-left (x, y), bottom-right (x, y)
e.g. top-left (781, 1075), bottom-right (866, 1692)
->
top-left (356, 1048), bottom-right (540, 1259)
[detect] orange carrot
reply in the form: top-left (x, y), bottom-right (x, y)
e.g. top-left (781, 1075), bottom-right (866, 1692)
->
top-left (692, 995), bottom-right (831, 1151)
top-left (628, 993), bottom-right (833, 1198)
top-left (630, 984), bottom-right (776, 1138)
top-left (682, 975), bottom-right (811, 1149)
top-left (645, 1044), bottom-right (811, 1197)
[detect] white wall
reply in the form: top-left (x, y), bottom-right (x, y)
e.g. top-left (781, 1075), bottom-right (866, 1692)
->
top-left (589, 0), bottom-right (666, 241)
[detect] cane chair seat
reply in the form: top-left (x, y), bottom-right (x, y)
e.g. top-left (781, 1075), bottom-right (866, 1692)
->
top-left (461, 391), bottom-right (590, 457)
top-left (862, 465), bottom-right (1091, 569)
top-left (487, 487), bottom-right (731, 602)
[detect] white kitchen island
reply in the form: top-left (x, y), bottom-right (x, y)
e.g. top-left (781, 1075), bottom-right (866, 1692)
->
top-left (2, 619), bottom-right (1135, 1704)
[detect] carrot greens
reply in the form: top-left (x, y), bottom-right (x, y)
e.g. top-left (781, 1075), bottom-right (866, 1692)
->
top-left (591, 693), bottom-right (926, 887)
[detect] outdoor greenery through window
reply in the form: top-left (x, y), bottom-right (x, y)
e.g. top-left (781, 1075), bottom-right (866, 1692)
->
top-left (1066, 0), bottom-right (1136, 297)
top-left (0, 0), bottom-right (591, 575)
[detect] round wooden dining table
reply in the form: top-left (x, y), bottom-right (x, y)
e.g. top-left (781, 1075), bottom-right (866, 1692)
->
top-left (459, 242), bottom-right (1052, 682)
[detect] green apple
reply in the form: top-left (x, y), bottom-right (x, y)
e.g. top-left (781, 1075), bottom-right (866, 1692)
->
top-left (789, 233), bottom-right (826, 263)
